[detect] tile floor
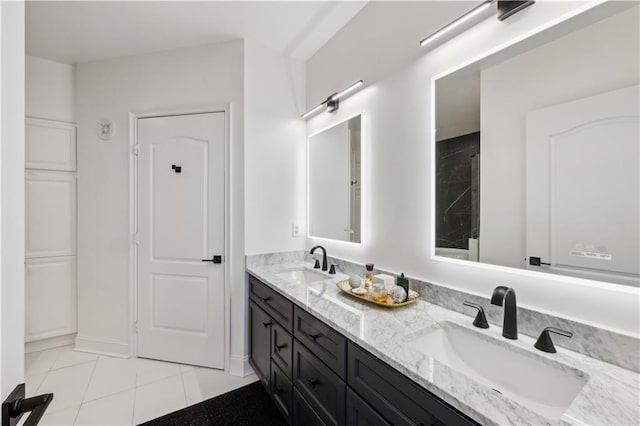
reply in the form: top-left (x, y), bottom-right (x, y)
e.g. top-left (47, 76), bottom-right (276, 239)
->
top-left (23, 345), bottom-right (258, 425)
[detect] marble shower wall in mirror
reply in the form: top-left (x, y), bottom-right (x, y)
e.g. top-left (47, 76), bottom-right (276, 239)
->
top-left (308, 115), bottom-right (362, 243)
top-left (433, 3), bottom-right (639, 287)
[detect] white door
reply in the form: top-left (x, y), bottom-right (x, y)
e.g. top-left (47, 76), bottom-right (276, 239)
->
top-left (526, 86), bottom-right (639, 284)
top-left (137, 112), bottom-right (225, 368)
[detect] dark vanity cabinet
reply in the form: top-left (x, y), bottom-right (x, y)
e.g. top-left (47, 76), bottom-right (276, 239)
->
top-left (248, 273), bottom-right (479, 426)
top-left (248, 300), bottom-right (272, 389)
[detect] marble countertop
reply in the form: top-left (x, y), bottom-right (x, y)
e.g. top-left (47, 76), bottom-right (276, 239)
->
top-left (247, 261), bottom-right (640, 426)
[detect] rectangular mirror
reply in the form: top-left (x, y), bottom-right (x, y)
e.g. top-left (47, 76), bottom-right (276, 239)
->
top-left (433, 2), bottom-right (639, 287)
top-left (308, 114), bottom-right (362, 243)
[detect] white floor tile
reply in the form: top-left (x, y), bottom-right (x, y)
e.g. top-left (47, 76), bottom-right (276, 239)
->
top-left (25, 347), bottom-right (63, 376)
top-left (135, 358), bottom-right (181, 387)
top-left (38, 405), bottom-right (80, 426)
top-left (182, 367), bottom-right (258, 405)
top-left (25, 372), bottom-right (47, 396)
top-left (75, 389), bottom-right (135, 426)
top-left (133, 374), bottom-right (186, 425)
top-left (51, 348), bottom-right (99, 371)
top-left (83, 357), bottom-right (137, 402)
top-left (37, 362), bottom-right (96, 414)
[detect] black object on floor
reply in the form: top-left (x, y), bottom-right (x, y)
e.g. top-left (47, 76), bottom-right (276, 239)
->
top-left (139, 381), bottom-right (286, 426)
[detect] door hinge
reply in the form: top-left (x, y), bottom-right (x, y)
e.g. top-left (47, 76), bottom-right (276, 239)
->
top-left (133, 145), bottom-right (140, 156)
top-left (134, 321), bottom-right (138, 333)
top-left (134, 233), bottom-right (140, 245)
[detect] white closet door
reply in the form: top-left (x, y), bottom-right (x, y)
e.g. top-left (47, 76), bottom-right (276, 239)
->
top-left (25, 171), bottom-right (77, 258)
top-left (25, 118), bottom-right (76, 171)
top-left (25, 256), bottom-right (77, 341)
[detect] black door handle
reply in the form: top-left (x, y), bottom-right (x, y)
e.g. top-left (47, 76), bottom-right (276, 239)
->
top-left (202, 255), bottom-right (222, 264)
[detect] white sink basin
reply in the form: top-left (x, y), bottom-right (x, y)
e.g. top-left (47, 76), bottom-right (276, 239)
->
top-left (276, 268), bottom-right (330, 285)
top-left (407, 322), bottom-right (589, 420)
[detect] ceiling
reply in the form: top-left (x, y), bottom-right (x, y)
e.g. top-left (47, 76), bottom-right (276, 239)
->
top-left (26, 1), bottom-right (368, 64)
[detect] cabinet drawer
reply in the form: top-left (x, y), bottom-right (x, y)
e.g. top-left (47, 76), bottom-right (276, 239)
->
top-left (346, 388), bottom-right (391, 426)
top-left (249, 300), bottom-right (272, 388)
top-left (249, 274), bottom-right (293, 331)
top-left (293, 340), bottom-right (345, 426)
top-left (294, 306), bottom-right (347, 378)
top-left (293, 388), bottom-right (326, 426)
top-left (347, 343), bottom-right (478, 426)
top-left (272, 321), bottom-right (293, 380)
top-left (271, 361), bottom-right (293, 424)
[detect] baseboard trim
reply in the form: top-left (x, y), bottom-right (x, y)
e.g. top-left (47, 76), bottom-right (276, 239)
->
top-left (74, 335), bottom-right (130, 358)
top-left (229, 354), bottom-right (254, 377)
top-left (25, 334), bottom-right (77, 354)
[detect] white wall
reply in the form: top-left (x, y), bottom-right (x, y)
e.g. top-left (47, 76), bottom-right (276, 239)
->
top-left (479, 7), bottom-right (639, 268)
top-left (306, 1), bottom-right (640, 336)
top-left (244, 42), bottom-right (306, 255)
top-left (243, 42), bottom-right (306, 373)
top-left (0, 0), bottom-right (26, 399)
top-left (306, 1), bottom-right (477, 109)
top-left (26, 56), bottom-right (76, 122)
top-left (76, 41), bottom-right (246, 363)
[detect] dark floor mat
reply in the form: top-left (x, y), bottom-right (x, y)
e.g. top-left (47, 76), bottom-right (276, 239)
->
top-left (139, 381), bottom-right (286, 426)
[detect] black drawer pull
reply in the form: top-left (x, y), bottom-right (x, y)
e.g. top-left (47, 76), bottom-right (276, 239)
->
top-left (308, 332), bottom-right (322, 341)
top-left (262, 321), bottom-right (272, 328)
top-left (261, 296), bottom-right (272, 303)
top-left (274, 343), bottom-right (287, 352)
top-left (307, 379), bottom-right (320, 389)
top-left (274, 388), bottom-right (284, 395)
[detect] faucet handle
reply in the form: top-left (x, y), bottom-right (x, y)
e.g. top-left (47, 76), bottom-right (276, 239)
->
top-left (534, 327), bottom-right (573, 353)
top-left (329, 264), bottom-right (337, 275)
top-left (463, 301), bottom-right (489, 329)
top-left (313, 258), bottom-right (321, 269)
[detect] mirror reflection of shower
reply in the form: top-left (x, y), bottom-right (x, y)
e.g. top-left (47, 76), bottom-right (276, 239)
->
top-left (435, 69), bottom-right (481, 261)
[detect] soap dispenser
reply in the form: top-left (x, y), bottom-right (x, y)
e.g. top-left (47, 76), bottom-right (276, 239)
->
top-left (396, 273), bottom-right (409, 302)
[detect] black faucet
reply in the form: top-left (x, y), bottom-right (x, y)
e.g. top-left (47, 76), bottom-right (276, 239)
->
top-left (310, 246), bottom-right (328, 271)
top-left (491, 286), bottom-right (518, 339)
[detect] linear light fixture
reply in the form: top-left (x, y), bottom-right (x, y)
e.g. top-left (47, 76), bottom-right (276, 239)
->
top-left (301, 80), bottom-right (364, 119)
top-left (420, 0), bottom-right (494, 47)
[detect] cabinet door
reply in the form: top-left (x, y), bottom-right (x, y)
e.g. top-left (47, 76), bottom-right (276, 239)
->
top-left (272, 321), bottom-right (293, 380)
top-left (271, 360), bottom-right (293, 424)
top-left (294, 306), bottom-right (346, 378)
top-left (25, 118), bottom-right (76, 171)
top-left (25, 171), bottom-right (76, 258)
top-left (293, 340), bottom-right (345, 426)
top-left (249, 300), bottom-right (272, 389)
top-left (293, 388), bottom-right (326, 426)
top-left (346, 388), bottom-right (390, 426)
top-left (25, 256), bottom-right (77, 341)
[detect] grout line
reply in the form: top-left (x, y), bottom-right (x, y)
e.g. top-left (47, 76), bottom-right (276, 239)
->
top-left (180, 370), bottom-right (189, 407)
top-left (131, 357), bottom-right (140, 425)
top-left (73, 359), bottom-right (99, 425)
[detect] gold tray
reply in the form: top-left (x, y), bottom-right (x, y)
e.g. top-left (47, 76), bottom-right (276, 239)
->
top-left (336, 280), bottom-right (418, 308)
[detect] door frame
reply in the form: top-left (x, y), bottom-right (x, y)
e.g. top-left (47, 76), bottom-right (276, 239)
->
top-left (128, 105), bottom-right (231, 370)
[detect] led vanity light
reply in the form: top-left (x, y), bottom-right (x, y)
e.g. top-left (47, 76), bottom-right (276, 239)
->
top-left (420, 1), bottom-right (493, 46)
top-left (419, 1), bottom-right (534, 48)
top-left (302, 80), bottom-right (364, 119)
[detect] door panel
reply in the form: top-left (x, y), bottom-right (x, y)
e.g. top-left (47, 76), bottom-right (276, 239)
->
top-left (25, 256), bottom-right (77, 341)
top-left (151, 274), bottom-right (208, 333)
top-left (25, 171), bottom-right (76, 258)
top-left (150, 138), bottom-right (208, 261)
top-left (25, 118), bottom-right (76, 171)
top-left (137, 112), bottom-right (225, 368)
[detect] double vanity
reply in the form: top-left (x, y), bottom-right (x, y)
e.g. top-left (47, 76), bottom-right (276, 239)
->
top-left (247, 256), bottom-right (640, 426)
